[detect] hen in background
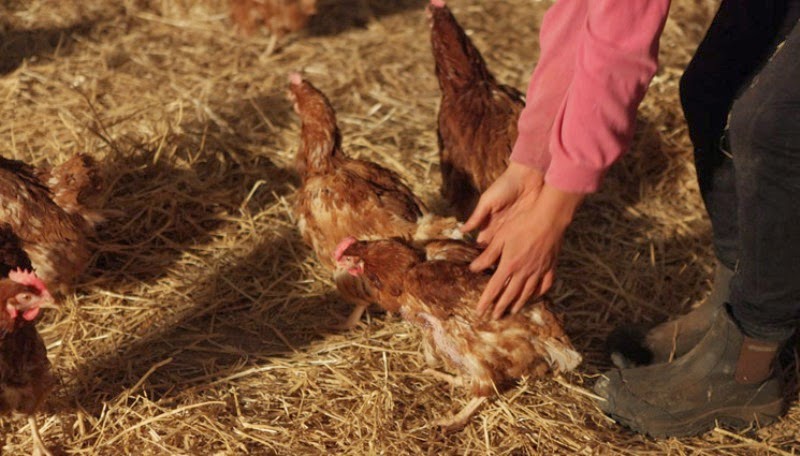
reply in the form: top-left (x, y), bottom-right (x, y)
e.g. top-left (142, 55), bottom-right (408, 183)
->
top-left (0, 154), bottom-right (104, 293)
top-left (334, 237), bottom-right (581, 429)
top-left (230, 0), bottom-right (317, 37)
top-left (288, 74), bottom-right (463, 328)
top-left (428, 0), bottom-right (525, 220)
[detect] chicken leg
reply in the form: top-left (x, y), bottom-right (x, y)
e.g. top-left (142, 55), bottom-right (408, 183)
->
top-left (422, 342), bottom-right (441, 369)
top-left (423, 368), bottom-right (464, 388)
top-left (330, 303), bottom-right (368, 330)
top-left (29, 415), bottom-right (53, 456)
top-left (434, 397), bottom-right (487, 431)
top-left (423, 369), bottom-right (487, 430)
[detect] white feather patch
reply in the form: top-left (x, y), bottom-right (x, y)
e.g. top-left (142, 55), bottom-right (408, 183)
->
top-left (539, 340), bottom-right (582, 373)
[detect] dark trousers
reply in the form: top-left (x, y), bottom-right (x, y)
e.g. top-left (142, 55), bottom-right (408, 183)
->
top-left (680, 0), bottom-right (800, 341)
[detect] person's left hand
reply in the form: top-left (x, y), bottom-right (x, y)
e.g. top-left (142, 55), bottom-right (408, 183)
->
top-left (469, 183), bottom-right (585, 319)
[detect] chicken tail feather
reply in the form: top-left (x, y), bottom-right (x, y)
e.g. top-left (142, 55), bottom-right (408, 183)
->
top-left (539, 339), bottom-right (582, 373)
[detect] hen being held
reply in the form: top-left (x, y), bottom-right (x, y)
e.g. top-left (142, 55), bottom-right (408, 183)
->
top-left (334, 237), bottom-right (581, 429)
top-left (428, 0), bottom-right (525, 220)
top-left (288, 74), bottom-right (463, 328)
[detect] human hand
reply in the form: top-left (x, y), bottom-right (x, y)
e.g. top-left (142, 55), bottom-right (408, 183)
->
top-left (469, 183), bottom-right (584, 319)
top-left (461, 162), bottom-right (545, 242)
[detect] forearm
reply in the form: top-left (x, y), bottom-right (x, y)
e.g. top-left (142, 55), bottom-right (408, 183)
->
top-left (510, 0), bottom-right (588, 172)
top-left (534, 183), bottom-right (585, 232)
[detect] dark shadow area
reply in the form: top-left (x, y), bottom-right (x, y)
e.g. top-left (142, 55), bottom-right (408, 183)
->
top-left (56, 232), bottom-right (343, 415)
top-left (0, 21), bottom-right (97, 75)
top-left (85, 93), bottom-right (297, 288)
top-left (306, 0), bottom-right (426, 37)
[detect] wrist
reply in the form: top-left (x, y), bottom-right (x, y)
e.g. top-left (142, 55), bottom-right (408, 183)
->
top-left (507, 161), bottom-right (545, 194)
top-left (537, 183), bottom-right (585, 230)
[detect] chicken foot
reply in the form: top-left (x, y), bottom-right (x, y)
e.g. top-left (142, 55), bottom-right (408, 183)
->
top-left (330, 303), bottom-right (368, 330)
top-left (423, 369), bottom-right (487, 430)
top-left (265, 33), bottom-right (278, 55)
top-left (422, 342), bottom-right (441, 369)
top-left (423, 368), bottom-right (463, 387)
top-left (29, 415), bottom-right (53, 456)
top-left (435, 397), bottom-right (487, 431)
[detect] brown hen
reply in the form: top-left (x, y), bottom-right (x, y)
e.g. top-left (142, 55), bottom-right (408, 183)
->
top-left (0, 154), bottom-right (103, 293)
top-left (230, 0), bottom-right (317, 37)
top-left (288, 74), bottom-right (463, 328)
top-left (334, 237), bottom-right (581, 429)
top-left (428, 0), bottom-right (525, 220)
top-left (0, 259), bottom-right (58, 456)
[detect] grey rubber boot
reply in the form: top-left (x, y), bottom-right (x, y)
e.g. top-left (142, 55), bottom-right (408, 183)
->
top-left (594, 306), bottom-right (785, 438)
top-left (607, 263), bottom-right (734, 368)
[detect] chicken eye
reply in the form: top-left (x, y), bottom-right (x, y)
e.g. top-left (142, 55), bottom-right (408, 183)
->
top-left (17, 293), bottom-right (32, 303)
top-left (366, 272), bottom-right (382, 290)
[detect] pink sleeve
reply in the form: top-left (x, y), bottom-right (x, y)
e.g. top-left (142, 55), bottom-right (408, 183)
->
top-left (510, 0), bottom-right (586, 173)
top-left (511, 0), bottom-right (671, 193)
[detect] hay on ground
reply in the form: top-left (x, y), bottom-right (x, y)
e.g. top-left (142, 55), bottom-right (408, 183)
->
top-left (0, 0), bottom-right (797, 454)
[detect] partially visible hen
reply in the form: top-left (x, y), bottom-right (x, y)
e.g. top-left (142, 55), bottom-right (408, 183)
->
top-left (288, 74), bottom-right (463, 327)
top-left (428, 0), bottom-right (525, 220)
top-left (334, 237), bottom-right (581, 429)
top-left (230, 0), bottom-right (317, 37)
top-left (0, 225), bottom-right (33, 279)
top-left (0, 154), bottom-right (104, 293)
top-left (0, 265), bottom-right (58, 456)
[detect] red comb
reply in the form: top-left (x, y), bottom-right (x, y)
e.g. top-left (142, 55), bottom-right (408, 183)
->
top-left (334, 237), bottom-right (358, 262)
top-left (8, 268), bottom-right (52, 300)
top-left (288, 72), bottom-right (303, 86)
top-left (430, 0), bottom-right (446, 8)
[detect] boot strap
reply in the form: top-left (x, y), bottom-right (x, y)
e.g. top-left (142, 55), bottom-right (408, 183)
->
top-left (734, 337), bottom-right (780, 384)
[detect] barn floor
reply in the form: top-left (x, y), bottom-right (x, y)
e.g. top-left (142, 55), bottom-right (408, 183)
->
top-left (1, 0), bottom-right (798, 454)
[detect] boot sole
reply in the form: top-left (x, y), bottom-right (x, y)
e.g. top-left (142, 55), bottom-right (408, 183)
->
top-left (607, 398), bottom-right (784, 438)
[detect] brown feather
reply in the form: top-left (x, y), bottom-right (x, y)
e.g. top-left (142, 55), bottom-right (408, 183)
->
top-left (422, 239), bottom-right (482, 263)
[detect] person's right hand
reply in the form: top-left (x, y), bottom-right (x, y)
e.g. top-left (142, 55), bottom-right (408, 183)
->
top-left (461, 162), bottom-right (545, 243)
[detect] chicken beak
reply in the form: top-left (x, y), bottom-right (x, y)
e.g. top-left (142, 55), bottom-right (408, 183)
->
top-left (38, 291), bottom-right (59, 310)
top-left (38, 301), bottom-right (59, 311)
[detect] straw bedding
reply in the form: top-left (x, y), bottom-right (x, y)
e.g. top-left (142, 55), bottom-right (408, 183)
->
top-left (0, 0), bottom-right (798, 454)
